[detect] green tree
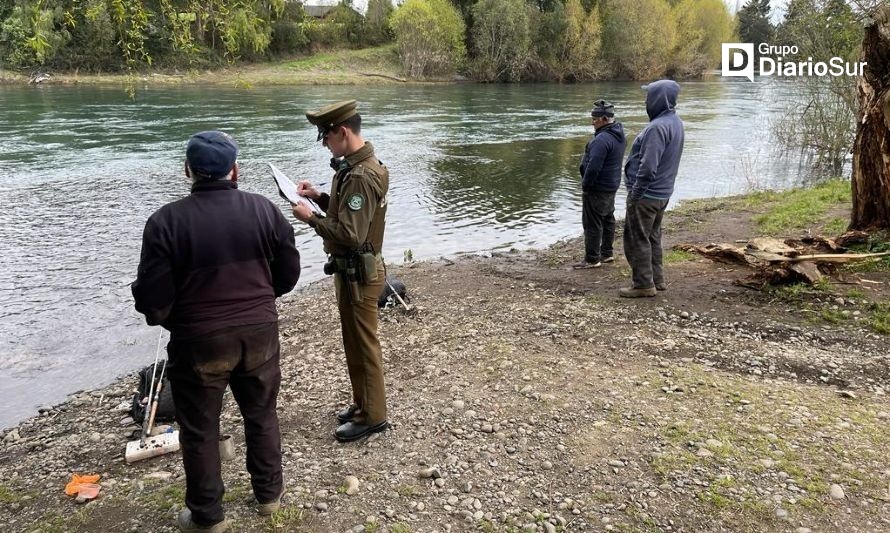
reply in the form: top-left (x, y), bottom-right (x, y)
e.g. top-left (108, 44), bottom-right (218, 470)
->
top-left (364, 0), bottom-right (393, 45)
top-left (600, 0), bottom-right (675, 79)
top-left (737, 0), bottom-right (773, 61)
top-left (390, 0), bottom-right (465, 78)
top-left (669, 0), bottom-right (734, 77)
top-left (771, 0), bottom-right (864, 172)
top-left (528, 2), bottom-right (568, 79)
top-left (469, 0), bottom-right (531, 82)
top-left (562, 0), bottom-right (600, 80)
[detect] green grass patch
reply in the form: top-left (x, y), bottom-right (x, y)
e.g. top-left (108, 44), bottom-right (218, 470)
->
top-left (750, 179), bottom-right (851, 235)
top-left (845, 288), bottom-right (866, 300)
top-left (395, 484), bottom-right (419, 497)
top-left (286, 44), bottom-right (398, 72)
top-left (868, 302), bottom-right (890, 334)
top-left (391, 524), bottom-right (412, 533)
top-left (823, 217), bottom-right (849, 236)
top-left (0, 484), bottom-right (18, 503)
top-left (268, 506), bottom-right (305, 530)
top-left (664, 249), bottom-right (698, 264)
top-left (145, 483), bottom-right (186, 512)
top-left (768, 282), bottom-right (823, 303)
top-left (819, 308), bottom-right (850, 324)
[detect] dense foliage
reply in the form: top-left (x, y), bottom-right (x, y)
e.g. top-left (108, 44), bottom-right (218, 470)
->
top-left (0, 0), bottom-right (736, 80)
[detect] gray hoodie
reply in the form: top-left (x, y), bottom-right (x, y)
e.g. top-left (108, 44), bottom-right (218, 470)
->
top-left (624, 80), bottom-right (685, 201)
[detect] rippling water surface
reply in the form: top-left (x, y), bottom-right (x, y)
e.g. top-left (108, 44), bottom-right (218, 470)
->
top-left (0, 80), bottom-right (816, 428)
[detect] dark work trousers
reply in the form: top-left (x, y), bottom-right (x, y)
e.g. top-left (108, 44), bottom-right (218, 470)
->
top-left (333, 261), bottom-right (387, 426)
top-left (623, 198), bottom-right (670, 289)
top-left (582, 191), bottom-right (617, 263)
top-left (166, 321), bottom-right (283, 526)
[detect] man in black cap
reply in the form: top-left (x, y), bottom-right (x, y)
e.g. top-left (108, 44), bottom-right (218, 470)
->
top-left (574, 99), bottom-right (627, 270)
top-left (133, 131), bottom-right (301, 532)
top-left (290, 100), bottom-right (391, 443)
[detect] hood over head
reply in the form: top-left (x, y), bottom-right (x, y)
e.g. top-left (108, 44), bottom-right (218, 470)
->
top-left (642, 80), bottom-right (680, 120)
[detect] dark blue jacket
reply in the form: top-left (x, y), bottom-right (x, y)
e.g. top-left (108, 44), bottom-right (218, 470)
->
top-left (579, 122), bottom-right (626, 193)
top-left (624, 80), bottom-right (685, 201)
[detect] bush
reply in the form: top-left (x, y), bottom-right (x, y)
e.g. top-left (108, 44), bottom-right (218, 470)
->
top-left (391, 0), bottom-right (465, 78)
top-left (469, 0), bottom-right (531, 82)
top-left (600, 0), bottom-right (675, 79)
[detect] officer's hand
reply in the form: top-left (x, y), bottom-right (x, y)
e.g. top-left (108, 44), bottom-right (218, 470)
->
top-left (296, 180), bottom-right (320, 200)
top-left (292, 202), bottom-right (314, 223)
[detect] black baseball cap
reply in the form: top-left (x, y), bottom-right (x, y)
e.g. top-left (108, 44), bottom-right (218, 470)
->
top-left (186, 131), bottom-right (239, 179)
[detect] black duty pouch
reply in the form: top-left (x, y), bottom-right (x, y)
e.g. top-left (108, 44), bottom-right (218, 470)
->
top-left (359, 252), bottom-right (379, 283)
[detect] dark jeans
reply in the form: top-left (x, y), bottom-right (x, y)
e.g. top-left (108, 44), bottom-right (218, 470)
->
top-left (582, 191), bottom-right (616, 263)
top-left (166, 322), bottom-right (283, 526)
top-left (623, 198), bottom-right (669, 289)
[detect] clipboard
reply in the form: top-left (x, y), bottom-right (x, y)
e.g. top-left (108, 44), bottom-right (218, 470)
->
top-left (268, 163), bottom-right (324, 217)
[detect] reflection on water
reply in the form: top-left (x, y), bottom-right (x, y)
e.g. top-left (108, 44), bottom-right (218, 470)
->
top-left (0, 79), bottom-right (826, 428)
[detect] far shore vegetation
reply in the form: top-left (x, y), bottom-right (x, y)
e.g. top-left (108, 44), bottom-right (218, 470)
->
top-left (0, 0), bottom-right (863, 86)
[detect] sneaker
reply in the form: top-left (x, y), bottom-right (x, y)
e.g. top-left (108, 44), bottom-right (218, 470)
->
top-left (257, 489), bottom-right (284, 516)
top-left (177, 509), bottom-right (229, 532)
top-left (618, 286), bottom-right (657, 298)
top-left (572, 261), bottom-right (602, 270)
top-left (601, 256), bottom-right (614, 263)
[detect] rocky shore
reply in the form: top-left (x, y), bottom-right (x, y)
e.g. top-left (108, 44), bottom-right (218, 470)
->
top-left (1, 193), bottom-right (888, 532)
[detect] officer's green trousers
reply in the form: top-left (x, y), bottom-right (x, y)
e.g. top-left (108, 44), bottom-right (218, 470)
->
top-left (334, 262), bottom-right (387, 425)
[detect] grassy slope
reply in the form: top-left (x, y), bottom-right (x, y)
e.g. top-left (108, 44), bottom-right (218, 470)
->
top-left (12, 44), bottom-right (410, 87)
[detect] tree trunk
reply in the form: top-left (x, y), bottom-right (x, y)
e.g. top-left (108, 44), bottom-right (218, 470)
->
top-left (851, 6), bottom-right (890, 231)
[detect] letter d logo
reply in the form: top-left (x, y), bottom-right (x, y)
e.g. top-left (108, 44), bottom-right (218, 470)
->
top-left (722, 43), bottom-right (755, 82)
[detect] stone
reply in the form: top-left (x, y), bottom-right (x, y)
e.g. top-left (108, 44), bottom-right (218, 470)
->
top-left (419, 467), bottom-right (441, 479)
top-left (344, 476), bottom-right (360, 496)
top-left (608, 460), bottom-right (625, 468)
top-left (143, 471), bottom-right (173, 481)
top-left (829, 484), bottom-right (845, 500)
top-left (696, 448), bottom-right (714, 458)
top-left (452, 400), bottom-right (465, 410)
top-left (314, 502), bottom-right (328, 512)
top-left (705, 438), bottom-right (723, 449)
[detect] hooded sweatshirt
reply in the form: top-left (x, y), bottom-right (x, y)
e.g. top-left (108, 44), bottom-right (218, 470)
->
top-left (624, 80), bottom-right (685, 201)
top-left (579, 121), bottom-right (627, 193)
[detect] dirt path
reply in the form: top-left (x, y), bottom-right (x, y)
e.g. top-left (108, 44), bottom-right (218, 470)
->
top-left (1, 196), bottom-right (888, 533)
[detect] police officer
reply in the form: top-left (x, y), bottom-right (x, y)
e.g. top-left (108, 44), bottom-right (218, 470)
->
top-left (291, 100), bottom-right (390, 442)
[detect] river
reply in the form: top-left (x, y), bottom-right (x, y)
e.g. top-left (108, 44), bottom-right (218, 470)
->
top-left (0, 79), bottom-right (823, 428)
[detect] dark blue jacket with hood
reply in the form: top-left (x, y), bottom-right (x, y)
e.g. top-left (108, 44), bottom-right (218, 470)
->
top-left (624, 80), bottom-right (685, 201)
top-left (579, 122), bottom-right (627, 193)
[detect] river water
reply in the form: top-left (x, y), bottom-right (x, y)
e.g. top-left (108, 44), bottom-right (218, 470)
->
top-left (0, 79), bottom-right (820, 428)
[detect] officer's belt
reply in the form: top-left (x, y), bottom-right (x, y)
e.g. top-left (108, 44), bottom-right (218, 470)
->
top-left (329, 252), bottom-right (382, 273)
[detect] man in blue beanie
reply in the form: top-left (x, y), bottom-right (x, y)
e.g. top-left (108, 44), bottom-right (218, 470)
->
top-left (574, 99), bottom-right (627, 269)
top-left (621, 80), bottom-right (685, 297)
top-left (133, 131), bottom-right (302, 531)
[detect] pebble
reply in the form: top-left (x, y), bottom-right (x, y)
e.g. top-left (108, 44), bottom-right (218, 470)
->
top-left (419, 467), bottom-right (441, 479)
top-left (775, 508), bottom-right (788, 519)
top-left (608, 460), bottom-right (625, 468)
top-left (344, 475), bottom-right (360, 495)
top-left (541, 461), bottom-right (553, 470)
top-left (143, 471), bottom-right (173, 481)
top-left (704, 438), bottom-right (723, 449)
top-left (314, 502), bottom-right (328, 512)
top-left (696, 448), bottom-right (714, 458)
top-left (452, 400), bottom-right (465, 410)
top-left (829, 484), bottom-right (845, 500)
top-left (543, 521), bottom-right (557, 533)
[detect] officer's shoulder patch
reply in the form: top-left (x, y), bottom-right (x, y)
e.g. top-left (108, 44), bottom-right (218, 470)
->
top-left (347, 193), bottom-right (364, 211)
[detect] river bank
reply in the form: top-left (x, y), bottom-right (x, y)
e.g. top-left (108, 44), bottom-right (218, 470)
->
top-left (0, 45), bottom-right (455, 87)
top-left (1, 184), bottom-right (888, 532)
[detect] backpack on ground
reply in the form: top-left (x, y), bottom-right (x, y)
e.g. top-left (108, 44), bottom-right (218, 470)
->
top-left (129, 360), bottom-right (176, 424)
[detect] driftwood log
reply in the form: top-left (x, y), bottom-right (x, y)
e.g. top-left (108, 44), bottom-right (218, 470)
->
top-left (676, 236), bottom-right (890, 287)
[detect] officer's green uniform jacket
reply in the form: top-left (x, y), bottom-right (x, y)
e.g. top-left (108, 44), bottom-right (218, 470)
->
top-left (308, 142), bottom-right (388, 257)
